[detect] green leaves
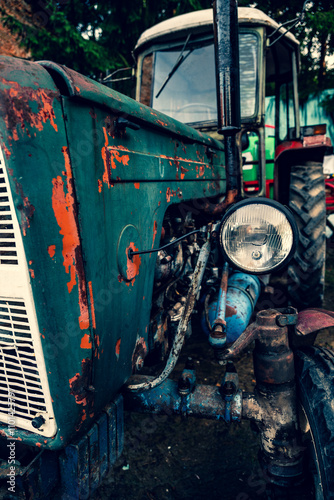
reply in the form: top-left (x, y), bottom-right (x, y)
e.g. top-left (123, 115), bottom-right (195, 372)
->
top-left (1, 0), bottom-right (334, 97)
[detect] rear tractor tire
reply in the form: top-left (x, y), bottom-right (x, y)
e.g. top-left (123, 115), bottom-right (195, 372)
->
top-left (295, 346), bottom-right (334, 499)
top-left (287, 162), bottom-right (326, 310)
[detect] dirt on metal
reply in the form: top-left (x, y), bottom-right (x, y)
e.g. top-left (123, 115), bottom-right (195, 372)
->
top-left (93, 244), bottom-right (334, 500)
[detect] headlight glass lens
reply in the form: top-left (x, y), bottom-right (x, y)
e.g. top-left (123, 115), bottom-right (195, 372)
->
top-left (220, 202), bottom-right (296, 273)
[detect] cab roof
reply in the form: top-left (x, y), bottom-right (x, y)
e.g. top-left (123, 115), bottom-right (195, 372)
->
top-left (135, 7), bottom-right (299, 53)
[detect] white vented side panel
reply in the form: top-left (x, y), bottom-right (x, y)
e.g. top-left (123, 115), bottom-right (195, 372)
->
top-left (0, 147), bottom-right (56, 437)
top-left (0, 164), bottom-right (18, 265)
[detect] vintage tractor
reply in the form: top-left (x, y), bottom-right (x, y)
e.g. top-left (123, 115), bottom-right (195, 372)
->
top-left (0, 0), bottom-right (333, 498)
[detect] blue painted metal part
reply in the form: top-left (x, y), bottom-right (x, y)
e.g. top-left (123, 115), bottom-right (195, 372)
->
top-left (88, 423), bottom-right (99, 492)
top-left (178, 367), bottom-right (196, 416)
top-left (124, 376), bottom-right (242, 422)
top-left (58, 394), bottom-right (123, 499)
top-left (97, 412), bottom-right (108, 482)
top-left (203, 272), bottom-right (261, 343)
top-left (220, 363), bottom-right (240, 422)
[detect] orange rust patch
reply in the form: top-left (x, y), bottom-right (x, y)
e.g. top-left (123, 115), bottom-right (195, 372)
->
top-left (100, 129), bottom-right (131, 188)
top-left (181, 165), bottom-right (189, 180)
top-left (113, 145), bottom-right (130, 152)
top-left (110, 150), bottom-right (129, 169)
top-left (1, 77), bottom-right (58, 139)
top-left (88, 281), bottom-right (96, 330)
top-left (115, 338), bottom-right (121, 359)
top-left (36, 443), bottom-right (41, 448)
top-left (3, 144), bottom-right (11, 158)
top-left (98, 179), bottom-right (103, 193)
top-left (69, 373), bottom-right (80, 385)
top-left (101, 128), bottom-right (112, 188)
top-left (75, 86), bottom-right (81, 93)
top-left (80, 333), bottom-right (92, 349)
top-left (69, 359), bottom-right (92, 414)
top-left (134, 182), bottom-right (140, 189)
top-left (29, 268), bottom-right (35, 279)
top-left (48, 244), bottom-right (56, 259)
top-left (52, 147), bottom-right (89, 330)
top-left (152, 220), bottom-right (158, 249)
top-left (126, 242), bottom-right (141, 284)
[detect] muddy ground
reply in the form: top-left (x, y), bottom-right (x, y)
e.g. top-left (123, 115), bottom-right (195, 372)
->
top-left (93, 244), bottom-right (334, 500)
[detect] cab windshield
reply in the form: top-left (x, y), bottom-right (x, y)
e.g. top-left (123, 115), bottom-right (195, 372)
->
top-left (147, 32), bottom-right (259, 125)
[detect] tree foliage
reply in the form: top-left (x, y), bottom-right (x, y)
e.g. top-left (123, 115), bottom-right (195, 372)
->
top-left (0, 0), bottom-right (213, 77)
top-left (243, 0), bottom-right (334, 100)
top-left (1, 0), bottom-right (334, 101)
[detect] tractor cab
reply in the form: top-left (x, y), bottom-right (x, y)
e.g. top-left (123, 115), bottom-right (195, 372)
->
top-left (134, 7), bottom-right (301, 197)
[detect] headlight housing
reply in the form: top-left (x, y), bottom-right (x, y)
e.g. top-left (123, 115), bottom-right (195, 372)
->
top-left (219, 198), bottom-right (298, 274)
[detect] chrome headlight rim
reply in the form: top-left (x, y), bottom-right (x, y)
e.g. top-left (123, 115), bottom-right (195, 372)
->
top-left (218, 197), bottom-right (299, 275)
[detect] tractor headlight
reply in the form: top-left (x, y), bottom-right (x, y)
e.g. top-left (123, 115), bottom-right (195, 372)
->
top-left (219, 198), bottom-right (298, 274)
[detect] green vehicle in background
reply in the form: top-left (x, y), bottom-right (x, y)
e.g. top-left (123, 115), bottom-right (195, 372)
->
top-left (242, 125), bottom-right (276, 198)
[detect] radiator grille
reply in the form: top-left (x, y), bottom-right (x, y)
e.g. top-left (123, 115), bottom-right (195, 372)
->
top-left (0, 164), bottom-right (18, 265)
top-left (0, 299), bottom-right (47, 421)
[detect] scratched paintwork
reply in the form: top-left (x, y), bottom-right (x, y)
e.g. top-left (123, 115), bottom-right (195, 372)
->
top-left (61, 82), bottom-right (225, 410)
top-left (0, 55), bottom-right (226, 447)
top-left (39, 60), bottom-right (224, 148)
top-left (0, 57), bottom-right (95, 449)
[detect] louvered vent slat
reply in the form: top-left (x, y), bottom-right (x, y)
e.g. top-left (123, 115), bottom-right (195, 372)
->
top-left (0, 300), bottom-right (47, 421)
top-left (0, 166), bottom-right (18, 265)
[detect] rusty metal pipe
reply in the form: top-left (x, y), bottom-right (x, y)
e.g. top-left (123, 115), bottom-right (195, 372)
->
top-left (250, 309), bottom-right (304, 486)
top-left (209, 262), bottom-right (229, 357)
top-left (213, 262), bottom-right (229, 328)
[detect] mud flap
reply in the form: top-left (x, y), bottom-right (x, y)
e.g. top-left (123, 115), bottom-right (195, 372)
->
top-left (59, 394), bottom-right (124, 499)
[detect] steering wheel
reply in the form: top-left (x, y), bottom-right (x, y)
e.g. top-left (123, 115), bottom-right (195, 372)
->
top-left (176, 103), bottom-right (216, 113)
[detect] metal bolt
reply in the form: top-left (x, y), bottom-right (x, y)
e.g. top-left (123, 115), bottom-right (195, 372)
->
top-left (178, 376), bottom-right (191, 395)
top-left (31, 415), bottom-right (46, 429)
top-left (220, 381), bottom-right (236, 397)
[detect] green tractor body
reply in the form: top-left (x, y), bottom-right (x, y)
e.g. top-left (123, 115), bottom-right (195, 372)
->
top-left (0, 57), bottom-right (226, 449)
